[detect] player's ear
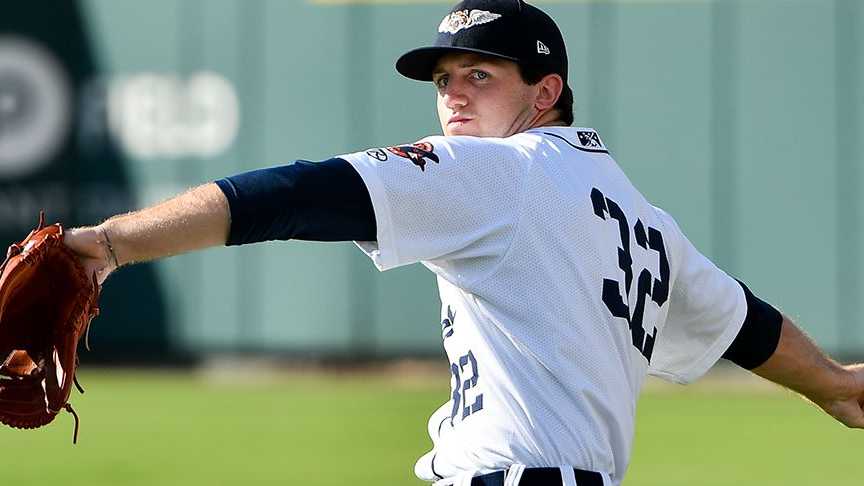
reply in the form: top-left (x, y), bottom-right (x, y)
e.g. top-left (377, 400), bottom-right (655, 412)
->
top-left (534, 73), bottom-right (564, 112)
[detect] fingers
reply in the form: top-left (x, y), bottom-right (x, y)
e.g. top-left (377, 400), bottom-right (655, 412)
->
top-left (92, 260), bottom-right (114, 286)
top-left (62, 227), bottom-right (101, 258)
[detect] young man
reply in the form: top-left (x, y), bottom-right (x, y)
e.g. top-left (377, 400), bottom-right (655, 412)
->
top-left (64, 1), bottom-right (864, 485)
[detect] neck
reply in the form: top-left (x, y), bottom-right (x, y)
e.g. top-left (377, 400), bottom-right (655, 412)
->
top-left (529, 109), bottom-right (566, 130)
top-left (503, 108), bottom-right (566, 138)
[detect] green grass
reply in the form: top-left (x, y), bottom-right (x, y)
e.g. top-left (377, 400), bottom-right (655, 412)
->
top-left (629, 385), bottom-right (862, 486)
top-left (2, 370), bottom-right (861, 485)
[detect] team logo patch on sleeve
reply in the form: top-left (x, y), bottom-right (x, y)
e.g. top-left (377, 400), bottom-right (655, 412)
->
top-left (385, 142), bottom-right (439, 171)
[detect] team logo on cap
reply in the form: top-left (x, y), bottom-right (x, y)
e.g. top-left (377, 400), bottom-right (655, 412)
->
top-left (438, 9), bottom-right (502, 34)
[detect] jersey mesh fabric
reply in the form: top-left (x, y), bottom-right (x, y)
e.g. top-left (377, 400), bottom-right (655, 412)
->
top-left (346, 136), bottom-right (530, 281)
top-left (340, 127), bottom-right (746, 486)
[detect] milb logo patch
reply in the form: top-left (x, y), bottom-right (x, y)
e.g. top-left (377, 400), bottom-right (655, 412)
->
top-left (385, 142), bottom-right (439, 171)
top-left (577, 130), bottom-right (603, 149)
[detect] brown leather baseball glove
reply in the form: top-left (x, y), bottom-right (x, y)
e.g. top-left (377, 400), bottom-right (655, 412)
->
top-left (0, 212), bottom-right (100, 443)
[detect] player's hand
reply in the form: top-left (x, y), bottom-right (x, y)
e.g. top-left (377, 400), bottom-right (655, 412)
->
top-left (63, 226), bottom-right (117, 286)
top-left (813, 364), bottom-right (864, 429)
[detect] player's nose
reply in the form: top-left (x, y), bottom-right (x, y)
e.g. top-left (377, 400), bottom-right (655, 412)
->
top-left (441, 77), bottom-right (469, 110)
top-left (443, 88), bottom-right (468, 111)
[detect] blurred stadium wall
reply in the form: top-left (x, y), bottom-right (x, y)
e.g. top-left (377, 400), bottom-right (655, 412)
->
top-left (0, 0), bottom-right (861, 361)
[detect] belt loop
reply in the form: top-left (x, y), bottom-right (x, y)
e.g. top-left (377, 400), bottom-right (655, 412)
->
top-left (560, 465), bottom-right (578, 486)
top-left (504, 464), bottom-right (525, 486)
top-left (600, 471), bottom-right (611, 486)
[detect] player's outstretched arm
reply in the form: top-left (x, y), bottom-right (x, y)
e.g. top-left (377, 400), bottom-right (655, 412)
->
top-left (752, 316), bottom-right (864, 428)
top-left (63, 183), bottom-right (231, 284)
top-left (62, 158), bottom-right (375, 284)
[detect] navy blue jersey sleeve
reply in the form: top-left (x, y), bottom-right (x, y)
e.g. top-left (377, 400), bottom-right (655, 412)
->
top-left (214, 157), bottom-right (376, 245)
top-left (721, 280), bottom-right (783, 369)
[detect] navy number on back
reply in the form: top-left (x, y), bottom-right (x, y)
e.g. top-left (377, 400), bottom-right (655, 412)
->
top-left (591, 188), bottom-right (670, 362)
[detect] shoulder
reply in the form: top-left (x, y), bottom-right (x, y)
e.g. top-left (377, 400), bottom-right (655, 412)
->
top-left (342, 133), bottom-right (548, 179)
top-left (419, 134), bottom-right (534, 158)
top-left (382, 134), bottom-right (537, 174)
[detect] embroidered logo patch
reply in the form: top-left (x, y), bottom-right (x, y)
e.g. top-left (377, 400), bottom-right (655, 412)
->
top-left (441, 306), bottom-right (456, 339)
top-left (385, 142), bottom-right (439, 171)
top-left (537, 40), bottom-right (550, 55)
top-left (366, 148), bottom-right (388, 161)
top-left (577, 130), bottom-right (603, 149)
top-left (438, 9), bottom-right (502, 34)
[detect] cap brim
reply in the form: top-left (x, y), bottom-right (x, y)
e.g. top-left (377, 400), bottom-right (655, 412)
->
top-left (396, 46), bottom-right (520, 81)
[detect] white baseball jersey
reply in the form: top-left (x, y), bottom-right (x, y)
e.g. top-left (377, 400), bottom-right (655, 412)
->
top-left (340, 127), bottom-right (747, 486)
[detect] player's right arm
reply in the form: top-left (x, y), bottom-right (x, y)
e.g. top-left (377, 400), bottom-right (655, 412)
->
top-left (651, 210), bottom-right (864, 428)
top-left (750, 315), bottom-right (864, 428)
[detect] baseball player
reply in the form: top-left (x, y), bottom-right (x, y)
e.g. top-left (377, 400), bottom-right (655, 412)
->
top-left (62, 1), bottom-right (864, 485)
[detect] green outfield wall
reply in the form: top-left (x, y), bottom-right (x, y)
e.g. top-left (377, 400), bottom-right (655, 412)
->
top-left (1, 0), bottom-right (861, 360)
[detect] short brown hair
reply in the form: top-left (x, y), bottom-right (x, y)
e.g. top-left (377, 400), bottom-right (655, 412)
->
top-left (517, 63), bottom-right (574, 126)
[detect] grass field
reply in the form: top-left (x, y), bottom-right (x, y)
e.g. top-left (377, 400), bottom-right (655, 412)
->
top-left (3, 366), bottom-right (861, 485)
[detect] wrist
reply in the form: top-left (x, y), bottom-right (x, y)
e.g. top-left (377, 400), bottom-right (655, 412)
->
top-left (808, 364), bottom-right (858, 407)
top-left (95, 224), bottom-right (121, 270)
top-left (840, 364), bottom-right (864, 399)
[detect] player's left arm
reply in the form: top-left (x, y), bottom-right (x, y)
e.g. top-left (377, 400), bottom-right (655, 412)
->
top-left (722, 281), bottom-right (864, 428)
top-left (63, 158), bottom-right (375, 283)
top-left (751, 316), bottom-right (864, 428)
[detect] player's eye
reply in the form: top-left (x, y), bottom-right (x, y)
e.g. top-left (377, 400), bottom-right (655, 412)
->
top-left (470, 70), bottom-right (489, 81)
top-left (434, 75), bottom-right (449, 89)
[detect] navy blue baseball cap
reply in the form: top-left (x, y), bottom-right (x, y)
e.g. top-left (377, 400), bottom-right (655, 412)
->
top-left (396, 0), bottom-right (568, 83)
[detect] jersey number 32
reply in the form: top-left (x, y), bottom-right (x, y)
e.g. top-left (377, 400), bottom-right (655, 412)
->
top-left (591, 188), bottom-right (670, 363)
